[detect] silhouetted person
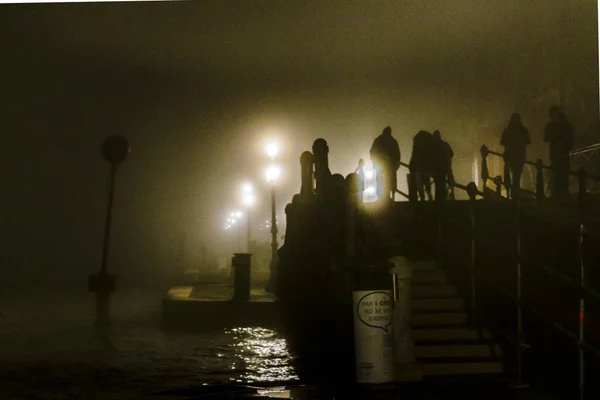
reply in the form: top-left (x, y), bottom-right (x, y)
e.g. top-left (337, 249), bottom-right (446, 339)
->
top-left (544, 106), bottom-right (574, 200)
top-left (370, 126), bottom-right (400, 202)
top-left (431, 130), bottom-right (454, 201)
top-left (409, 130), bottom-right (433, 201)
top-left (500, 113), bottom-right (530, 197)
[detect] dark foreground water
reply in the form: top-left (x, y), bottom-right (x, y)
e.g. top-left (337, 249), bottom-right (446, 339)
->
top-left (0, 286), bottom-right (298, 399)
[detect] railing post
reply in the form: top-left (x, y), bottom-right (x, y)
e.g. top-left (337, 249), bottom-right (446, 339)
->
top-left (515, 195), bottom-right (527, 385)
top-left (448, 169), bottom-right (456, 201)
top-left (480, 145), bottom-right (489, 189)
top-left (503, 158), bottom-right (512, 199)
top-left (435, 201), bottom-right (443, 270)
top-left (536, 159), bottom-right (545, 204)
top-left (494, 176), bottom-right (503, 197)
top-left (576, 167), bottom-right (587, 400)
top-left (466, 182), bottom-right (478, 327)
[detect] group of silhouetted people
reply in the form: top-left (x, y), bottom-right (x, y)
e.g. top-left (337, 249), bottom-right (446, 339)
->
top-left (501, 106), bottom-right (574, 199)
top-left (366, 104), bottom-right (575, 203)
top-left (368, 126), bottom-right (454, 202)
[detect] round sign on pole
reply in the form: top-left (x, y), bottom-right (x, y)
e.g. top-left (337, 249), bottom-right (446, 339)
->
top-left (102, 135), bottom-right (130, 163)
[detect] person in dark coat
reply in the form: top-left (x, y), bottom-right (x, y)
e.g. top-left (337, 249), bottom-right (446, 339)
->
top-left (544, 106), bottom-right (575, 200)
top-left (431, 130), bottom-right (454, 201)
top-left (370, 126), bottom-right (401, 202)
top-left (409, 130), bottom-right (434, 201)
top-left (500, 113), bottom-right (530, 197)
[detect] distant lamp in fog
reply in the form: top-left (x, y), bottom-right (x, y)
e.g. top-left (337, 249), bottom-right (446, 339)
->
top-left (365, 186), bottom-right (376, 195)
top-left (266, 165), bottom-right (281, 184)
top-left (242, 182), bottom-right (253, 194)
top-left (365, 169), bottom-right (374, 180)
top-left (243, 193), bottom-right (255, 207)
top-left (235, 211), bottom-right (243, 218)
top-left (265, 142), bottom-right (279, 159)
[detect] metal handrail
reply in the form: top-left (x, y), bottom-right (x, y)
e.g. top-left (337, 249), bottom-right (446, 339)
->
top-left (481, 145), bottom-right (600, 204)
top-left (442, 176), bottom-right (599, 397)
top-left (484, 146), bottom-right (600, 181)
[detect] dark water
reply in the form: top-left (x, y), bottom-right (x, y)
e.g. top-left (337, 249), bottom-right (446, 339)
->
top-left (0, 287), bottom-right (298, 399)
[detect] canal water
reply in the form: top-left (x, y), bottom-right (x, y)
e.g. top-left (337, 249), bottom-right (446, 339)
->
top-left (0, 285), bottom-right (298, 399)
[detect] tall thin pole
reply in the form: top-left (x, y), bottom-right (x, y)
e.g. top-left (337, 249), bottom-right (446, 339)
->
top-left (247, 209), bottom-right (251, 253)
top-left (101, 163), bottom-right (117, 274)
top-left (516, 197), bottom-right (524, 385)
top-left (270, 186), bottom-right (278, 267)
top-left (96, 162), bottom-right (117, 327)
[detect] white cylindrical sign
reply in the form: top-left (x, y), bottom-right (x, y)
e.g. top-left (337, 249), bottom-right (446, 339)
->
top-left (353, 289), bottom-right (394, 384)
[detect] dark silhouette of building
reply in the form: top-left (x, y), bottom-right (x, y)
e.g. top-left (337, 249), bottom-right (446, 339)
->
top-left (545, 106), bottom-right (575, 199)
top-left (500, 113), bottom-right (530, 197)
top-left (370, 126), bottom-right (400, 202)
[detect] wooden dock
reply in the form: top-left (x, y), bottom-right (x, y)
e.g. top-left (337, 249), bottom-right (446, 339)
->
top-left (162, 284), bottom-right (279, 329)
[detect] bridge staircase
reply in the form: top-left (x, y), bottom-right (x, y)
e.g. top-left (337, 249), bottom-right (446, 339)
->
top-left (277, 138), bottom-right (600, 398)
top-left (368, 202), bottom-right (505, 381)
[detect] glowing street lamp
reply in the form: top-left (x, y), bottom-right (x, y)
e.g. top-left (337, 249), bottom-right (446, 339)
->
top-left (241, 183), bottom-right (256, 252)
top-left (264, 147), bottom-right (281, 293)
top-left (265, 142), bottom-right (279, 159)
top-left (266, 164), bottom-right (281, 184)
top-left (242, 182), bottom-right (253, 194)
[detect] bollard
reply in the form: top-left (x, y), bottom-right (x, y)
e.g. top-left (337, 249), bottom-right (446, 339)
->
top-left (388, 255), bottom-right (422, 382)
top-left (353, 263), bottom-right (395, 388)
top-left (232, 253), bottom-right (252, 302)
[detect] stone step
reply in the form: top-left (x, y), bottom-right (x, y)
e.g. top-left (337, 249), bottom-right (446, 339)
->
top-left (411, 312), bottom-right (467, 327)
top-left (412, 327), bottom-right (490, 342)
top-left (411, 284), bottom-right (459, 298)
top-left (412, 298), bottom-right (464, 312)
top-left (412, 270), bottom-right (447, 284)
top-left (416, 344), bottom-right (500, 359)
top-left (422, 360), bottom-right (504, 376)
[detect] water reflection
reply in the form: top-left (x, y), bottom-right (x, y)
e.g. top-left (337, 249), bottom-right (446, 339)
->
top-left (226, 327), bottom-right (299, 383)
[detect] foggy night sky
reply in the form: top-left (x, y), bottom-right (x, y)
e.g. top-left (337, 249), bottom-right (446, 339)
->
top-left (0, 1), bottom-right (596, 287)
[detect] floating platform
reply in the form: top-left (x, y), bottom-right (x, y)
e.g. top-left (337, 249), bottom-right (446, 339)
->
top-left (161, 284), bottom-right (279, 329)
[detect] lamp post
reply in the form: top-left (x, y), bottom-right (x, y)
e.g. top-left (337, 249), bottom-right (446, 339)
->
top-left (265, 157), bottom-right (280, 293)
top-left (242, 183), bottom-right (255, 253)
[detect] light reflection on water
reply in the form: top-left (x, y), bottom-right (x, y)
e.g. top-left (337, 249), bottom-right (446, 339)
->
top-left (0, 289), bottom-right (298, 398)
top-left (227, 327), bottom-right (299, 383)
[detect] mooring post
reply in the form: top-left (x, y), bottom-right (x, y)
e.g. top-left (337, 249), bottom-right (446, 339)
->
top-left (232, 253), bottom-right (252, 302)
